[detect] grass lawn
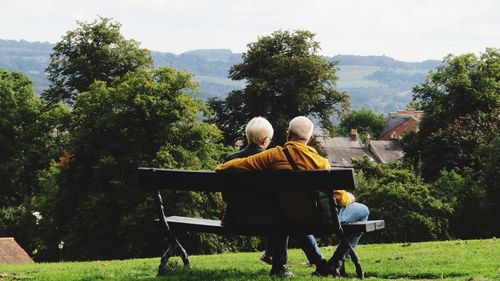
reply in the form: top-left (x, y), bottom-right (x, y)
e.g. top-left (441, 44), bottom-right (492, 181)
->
top-left (0, 239), bottom-right (498, 281)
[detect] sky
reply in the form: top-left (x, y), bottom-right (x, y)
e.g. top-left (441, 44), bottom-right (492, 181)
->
top-left (1, 0), bottom-right (499, 62)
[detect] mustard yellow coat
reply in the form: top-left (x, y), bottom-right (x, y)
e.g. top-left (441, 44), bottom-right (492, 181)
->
top-left (216, 141), bottom-right (353, 223)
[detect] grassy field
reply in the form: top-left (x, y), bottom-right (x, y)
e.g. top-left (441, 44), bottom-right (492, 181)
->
top-left (1, 239), bottom-right (498, 281)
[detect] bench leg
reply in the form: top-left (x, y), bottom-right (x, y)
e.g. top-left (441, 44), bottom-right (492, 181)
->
top-left (346, 242), bottom-right (364, 279)
top-left (330, 235), bottom-right (364, 279)
top-left (155, 190), bottom-right (191, 276)
top-left (157, 238), bottom-right (191, 276)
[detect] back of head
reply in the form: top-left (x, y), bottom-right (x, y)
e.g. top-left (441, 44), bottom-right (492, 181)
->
top-left (245, 117), bottom-right (274, 145)
top-left (288, 116), bottom-right (314, 141)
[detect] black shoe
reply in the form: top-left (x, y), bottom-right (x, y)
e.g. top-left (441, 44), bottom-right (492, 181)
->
top-left (311, 259), bottom-right (330, 276)
top-left (270, 266), bottom-right (294, 278)
top-left (260, 254), bottom-right (273, 265)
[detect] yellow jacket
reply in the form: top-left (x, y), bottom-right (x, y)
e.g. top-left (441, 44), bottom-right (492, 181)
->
top-left (216, 141), bottom-right (353, 222)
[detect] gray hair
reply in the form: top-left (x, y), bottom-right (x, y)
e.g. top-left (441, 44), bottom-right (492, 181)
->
top-left (245, 117), bottom-right (274, 144)
top-left (288, 116), bottom-right (314, 140)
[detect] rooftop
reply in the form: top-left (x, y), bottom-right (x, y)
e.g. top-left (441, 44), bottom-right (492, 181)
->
top-left (0, 237), bottom-right (33, 264)
top-left (368, 140), bottom-right (404, 163)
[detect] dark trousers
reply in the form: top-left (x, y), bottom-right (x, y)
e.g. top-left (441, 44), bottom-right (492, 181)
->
top-left (269, 234), bottom-right (324, 268)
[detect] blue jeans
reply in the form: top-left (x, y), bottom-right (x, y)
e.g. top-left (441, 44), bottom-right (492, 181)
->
top-left (270, 202), bottom-right (369, 267)
top-left (331, 202), bottom-right (370, 261)
top-left (267, 234), bottom-right (324, 267)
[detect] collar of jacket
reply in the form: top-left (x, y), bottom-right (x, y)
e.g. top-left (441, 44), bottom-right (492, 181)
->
top-left (283, 140), bottom-right (308, 149)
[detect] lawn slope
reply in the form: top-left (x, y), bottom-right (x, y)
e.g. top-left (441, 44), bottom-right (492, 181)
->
top-left (1, 239), bottom-right (498, 281)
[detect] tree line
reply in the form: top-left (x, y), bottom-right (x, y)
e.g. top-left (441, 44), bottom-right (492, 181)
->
top-left (1, 17), bottom-right (498, 261)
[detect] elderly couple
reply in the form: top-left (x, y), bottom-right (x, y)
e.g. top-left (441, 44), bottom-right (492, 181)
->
top-left (215, 116), bottom-right (370, 277)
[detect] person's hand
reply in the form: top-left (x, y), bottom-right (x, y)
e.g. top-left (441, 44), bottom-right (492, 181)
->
top-left (349, 192), bottom-right (356, 202)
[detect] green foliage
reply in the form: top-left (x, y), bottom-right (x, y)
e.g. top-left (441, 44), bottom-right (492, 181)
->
top-left (0, 239), bottom-right (498, 281)
top-left (405, 48), bottom-right (500, 181)
top-left (0, 67), bottom-right (68, 258)
top-left (401, 48), bottom-right (499, 239)
top-left (51, 67), bottom-right (231, 260)
top-left (209, 30), bottom-right (350, 145)
top-left (42, 17), bottom-right (153, 105)
top-left (431, 137), bottom-right (500, 238)
top-left (353, 157), bottom-right (452, 242)
top-left (338, 108), bottom-right (386, 139)
top-left (431, 170), bottom-right (488, 238)
top-left (477, 137), bottom-right (500, 236)
top-left (405, 111), bottom-right (499, 181)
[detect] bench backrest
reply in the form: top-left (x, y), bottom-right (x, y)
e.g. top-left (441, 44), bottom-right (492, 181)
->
top-left (137, 167), bottom-right (356, 192)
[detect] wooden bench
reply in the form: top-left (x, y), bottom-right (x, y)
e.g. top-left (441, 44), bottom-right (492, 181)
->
top-left (137, 167), bottom-right (385, 278)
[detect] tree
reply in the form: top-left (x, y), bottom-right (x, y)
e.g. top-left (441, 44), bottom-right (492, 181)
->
top-left (352, 157), bottom-right (452, 242)
top-left (42, 17), bottom-right (153, 106)
top-left (430, 170), bottom-right (487, 239)
top-left (338, 108), bottom-right (385, 139)
top-left (403, 48), bottom-right (500, 181)
top-left (209, 30), bottom-right (350, 146)
top-left (476, 137), bottom-right (500, 236)
top-left (430, 137), bottom-right (500, 239)
top-left (51, 67), bottom-right (231, 260)
top-left (0, 67), bottom-right (69, 259)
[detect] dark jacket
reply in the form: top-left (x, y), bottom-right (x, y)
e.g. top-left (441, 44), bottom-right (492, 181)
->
top-left (224, 143), bottom-right (265, 162)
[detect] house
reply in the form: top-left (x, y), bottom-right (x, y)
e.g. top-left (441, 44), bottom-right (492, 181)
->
top-left (314, 108), bottom-right (423, 167)
top-left (316, 129), bottom-right (377, 167)
top-left (0, 237), bottom-right (33, 264)
top-left (379, 108), bottom-right (423, 140)
top-left (317, 107), bottom-right (424, 166)
top-left (317, 129), bottom-right (404, 167)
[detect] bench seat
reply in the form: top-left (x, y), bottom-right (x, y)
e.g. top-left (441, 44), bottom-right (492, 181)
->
top-left (166, 216), bottom-right (385, 235)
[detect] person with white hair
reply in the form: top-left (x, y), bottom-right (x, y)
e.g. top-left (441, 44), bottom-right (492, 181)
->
top-left (244, 116), bottom-right (274, 148)
top-left (221, 116), bottom-right (274, 225)
top-left (216, 116), bottom-right (369, 277)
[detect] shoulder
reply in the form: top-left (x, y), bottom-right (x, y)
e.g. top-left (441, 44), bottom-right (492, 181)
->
top-left (308, 147), bottom-right (330, 168)
top-left (301, 144), bottom-right (330, 169)
top-left (224, 145), bottom-right (265, 162)
top-left (246, 145), bottom-right (283, 161)
top-left (225, 151), bottom-right (242, 162)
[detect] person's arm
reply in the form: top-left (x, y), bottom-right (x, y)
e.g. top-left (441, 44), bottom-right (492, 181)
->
top-left (334, 190), bottom-right (354, 207)
top-left (322, 159), bottom-right (355, 207)
top-left (215, 148), bottom-right (277, 172)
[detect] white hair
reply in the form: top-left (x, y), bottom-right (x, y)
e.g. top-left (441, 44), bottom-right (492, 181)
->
top-left (288, 116), bottom-right (314, 140)
top-left (245, 117), bottom-right (274, 144)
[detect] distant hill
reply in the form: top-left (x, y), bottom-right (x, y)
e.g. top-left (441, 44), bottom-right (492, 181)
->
top-left (0, 40), bottom-right (52, 93)
top-left (0, 39), bottom-right (441, 113)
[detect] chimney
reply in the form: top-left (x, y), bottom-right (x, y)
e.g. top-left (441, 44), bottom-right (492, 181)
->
top-left (350, 128), bottom-right (359, 141)
top-left (364, 133), bottom-right (371, 148)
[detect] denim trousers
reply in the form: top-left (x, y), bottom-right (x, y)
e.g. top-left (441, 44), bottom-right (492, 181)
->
top-left (271, 202), bottom-right (369, 267)
top-left (268, 234), bottom-right (324, 267)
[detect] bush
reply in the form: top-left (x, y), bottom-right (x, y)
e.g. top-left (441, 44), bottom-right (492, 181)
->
top-left (431, 169), bottom-right (492, 239)
top-left (353, 157), bottom-right (452, 242)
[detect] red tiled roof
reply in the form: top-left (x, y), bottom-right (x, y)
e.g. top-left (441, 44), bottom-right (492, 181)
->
top-left (0, 237), bottom-right (34, 264)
